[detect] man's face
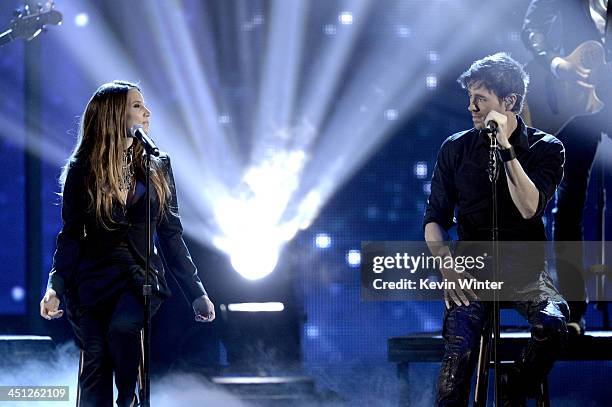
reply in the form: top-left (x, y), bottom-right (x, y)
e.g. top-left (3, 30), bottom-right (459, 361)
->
top-left (466, 83), bottom-right (506, 129)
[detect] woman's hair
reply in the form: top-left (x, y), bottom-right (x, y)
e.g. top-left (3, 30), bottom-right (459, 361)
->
top-left (60, 80), bottom-right (171, 229)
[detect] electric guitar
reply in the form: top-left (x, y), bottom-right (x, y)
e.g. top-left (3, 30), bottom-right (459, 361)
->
top-left (524, 40), bottom-right (612, 135)
top-left (0, 1), bottom-right (62, 47)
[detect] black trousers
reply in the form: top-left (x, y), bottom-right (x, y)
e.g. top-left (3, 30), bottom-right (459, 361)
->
top-left (75, 288), bottom-right (156, 407)
top-left (435, 299), bottom-right (568, 406)
top-left (553, 109), bottom-right (611, 322)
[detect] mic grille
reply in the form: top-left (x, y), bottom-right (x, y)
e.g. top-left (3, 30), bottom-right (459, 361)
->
top-left (129, 124), bottom-right (144, 138)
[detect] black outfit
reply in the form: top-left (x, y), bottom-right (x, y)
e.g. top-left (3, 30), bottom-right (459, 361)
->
top-left (522, 0), bottom-right (612, 326)
top-left (47, 153), bottom-right (207, 407)
top-left (424, 118), bottom-right (569, 406)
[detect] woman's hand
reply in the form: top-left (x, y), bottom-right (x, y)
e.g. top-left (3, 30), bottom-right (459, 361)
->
top-left (192, 295), bottom-right (215, 323)
top-left (40, 289), bottom-right (64, 320)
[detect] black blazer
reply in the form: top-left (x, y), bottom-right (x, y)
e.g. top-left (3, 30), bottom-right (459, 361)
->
top-left (522, 0), bottom-right (606, 68)
top-left (47, 152), bottom-right (207, 304)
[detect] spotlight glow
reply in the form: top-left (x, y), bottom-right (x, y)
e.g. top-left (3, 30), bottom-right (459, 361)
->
top-left (338, 12), bottom-right (353, 25)
top-left (305, 325), bottom-right (319, 338)
top-left (397, 26), bottom-right (411, 38)
top-left (385, 109), bottom-right (398, 121)
top-left (315, 233), bottom-right (332, 249)
top-left (426, 74), bottom-right (438, 89)
top-left (219, 234), bottom-right (276, 279)
top-left (427, 50), bottom-right (440, 64)
top-left (414, 161), bottom-right (428, 178)
top-left (74, 13), bottom-right (89, 27)
top-left (323, 24), bottom-right (337, 35)
top-left (227, 302), bottom-right (285, 312)
top-left (11, 286), bottom-right (25, 302)
top-left (218, 114), bottom-right (231, 124)
top-left (346, 250), bottom-right (361, 267)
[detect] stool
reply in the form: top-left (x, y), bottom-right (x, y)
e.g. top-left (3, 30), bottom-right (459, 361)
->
top-left (76, 329), bottom-right (145, 407)
top-left (473, 319), bottom-right (550, 407)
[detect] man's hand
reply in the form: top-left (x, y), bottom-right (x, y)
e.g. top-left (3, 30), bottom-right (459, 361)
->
top-left (192, 295), bottom-right (215, 323)
top-left (485, 110), bottom-right (511, 149)
top-left (40, 289), bottom-right (64, 320)
top-left (440, 267), bottom-right (478, 309)
top-left (555, 57), bottom-right (593, 90)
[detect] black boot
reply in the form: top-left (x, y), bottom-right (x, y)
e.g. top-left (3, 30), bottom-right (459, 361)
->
top-left (498, 366), bottom-right (527, 407)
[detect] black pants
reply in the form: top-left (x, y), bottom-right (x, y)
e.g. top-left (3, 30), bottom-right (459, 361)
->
top-left (75, 289), bottom-right (154, 407)
top-left (436, 299), bottom-right (568, 406)
top-left (553, 109), bottom-right (611, 322)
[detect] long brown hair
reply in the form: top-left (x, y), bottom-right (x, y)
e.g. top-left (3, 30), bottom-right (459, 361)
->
top-left (60, 80), bottom-right (171, 229)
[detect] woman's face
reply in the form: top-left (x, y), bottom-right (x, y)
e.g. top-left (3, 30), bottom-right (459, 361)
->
top-left (125, 88), bottom-right (151, 135)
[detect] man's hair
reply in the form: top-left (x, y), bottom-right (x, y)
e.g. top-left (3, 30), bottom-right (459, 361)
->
top-left (457, 52), bottom-right (529, 114)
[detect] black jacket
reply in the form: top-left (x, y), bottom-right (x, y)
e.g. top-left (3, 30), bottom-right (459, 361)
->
top-left (47, 152), bottom-right (207, 304)
top-left (522, 0), bottom-right (607, 68)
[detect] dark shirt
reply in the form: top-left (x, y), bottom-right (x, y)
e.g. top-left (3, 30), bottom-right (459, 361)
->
top-left (423, 117), bottom-right (564, 242)
top-left (76, 180), bottom-right (150, 308)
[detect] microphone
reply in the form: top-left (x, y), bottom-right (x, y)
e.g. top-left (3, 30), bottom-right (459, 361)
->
top-left (130, 124), bottom-right (160, 157)
top-left (487, 121), bottom-right (499, 183)
top-left (486, 119), bottom-right (498, 134)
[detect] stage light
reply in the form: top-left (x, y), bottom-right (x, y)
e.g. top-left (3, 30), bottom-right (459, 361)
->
top-left (253, 14), bottom-right (264, 25)
top-left (323, 24), bottom-right (336, 35)
top-left (346, 250), bottom-right (361, 267)
top-left (338, 11), bottom-right (353, 25)
top-left (385, 108), bottom-right (398, 121)
top-left (396, 26), bottom-right (411, 38)
top-left (427, 50), bottom-right (440, 64)
top-left (315, 233), bottom-right (332, 249)
top-left (11, 286), bottom-right (25, 302)
top-left (243, 14), bottom-right (265, 32)
top-left (305, 325), bottom-right (319, 338)
top-left (423, 182), bottom-right (431, 195)
top-left (227, 302), bottom-right (285, 312)
top-left (426, 74), bottom-right (438, 89)
top-left (74, 13), bottom-right (89, 27)
top-left (414, 161), bottom-right (428, 179)
top-left (217, 114), bottom-right (231, 125)
top-left (225, 236), bottom-right (281, 280)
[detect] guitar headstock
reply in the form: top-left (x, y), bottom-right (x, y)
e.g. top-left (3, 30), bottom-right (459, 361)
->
top-left (9, 1), bottom-right (63, 41)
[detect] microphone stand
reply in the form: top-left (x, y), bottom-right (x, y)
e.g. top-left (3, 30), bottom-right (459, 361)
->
top-left (134, 134), bottom-right (159, 407)
top-left (142, 150), bottom-right (152, 407)
top-left (489, 131), bottom-right (501, 407)
top-left (474, 128), bottom-right (501, 407)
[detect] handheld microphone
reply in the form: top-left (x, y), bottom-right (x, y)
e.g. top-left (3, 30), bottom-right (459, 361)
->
top-left (487, 121), bottom-right (499, 183)
top-left (486, 119), bottom-right (498, 134)
top-left (130, 124), bottom-right (160, 157)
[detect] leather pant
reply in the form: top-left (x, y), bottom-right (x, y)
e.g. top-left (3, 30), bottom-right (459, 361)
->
top-left (436, 299), bottom-right (568, 406)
